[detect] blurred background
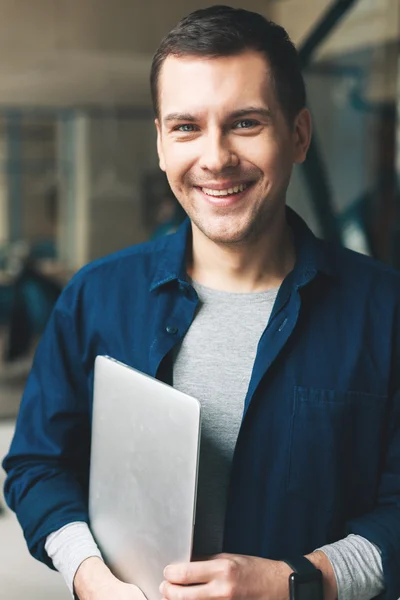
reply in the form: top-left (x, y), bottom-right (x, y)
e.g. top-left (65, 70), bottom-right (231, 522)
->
top-left (0, 0), bottom-right (399, 597)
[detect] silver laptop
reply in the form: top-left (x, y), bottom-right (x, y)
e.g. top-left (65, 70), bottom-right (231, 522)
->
top-left (89, 355), bottom-right (201, 600)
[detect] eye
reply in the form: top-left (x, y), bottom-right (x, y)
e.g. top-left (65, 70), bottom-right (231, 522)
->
top-left (174, 124), bottom-right (198, 132)
top-left (234, 119), bottom-right (259, 129)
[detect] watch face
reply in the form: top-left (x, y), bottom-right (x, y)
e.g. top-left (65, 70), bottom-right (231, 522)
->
top-left (289, 572), bottom-right (323, 600)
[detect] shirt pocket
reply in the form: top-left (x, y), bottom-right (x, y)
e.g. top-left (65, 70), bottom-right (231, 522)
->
top-left (286, 386), bottom-right (386, 514)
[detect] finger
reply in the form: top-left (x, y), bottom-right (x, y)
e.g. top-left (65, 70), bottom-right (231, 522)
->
top-left (164, 560), bottom-right (219, 585)
top-left (161, 582), bottom-right (215, 600)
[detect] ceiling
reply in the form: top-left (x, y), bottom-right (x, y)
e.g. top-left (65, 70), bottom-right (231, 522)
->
top-left (0, 0), bottom-right (270, 109)
top-left (0, 0), bottom-right (396, 109)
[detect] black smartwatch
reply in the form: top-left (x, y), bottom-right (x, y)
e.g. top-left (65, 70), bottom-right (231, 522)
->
top-left (282, 556), bottom-right (324, 600)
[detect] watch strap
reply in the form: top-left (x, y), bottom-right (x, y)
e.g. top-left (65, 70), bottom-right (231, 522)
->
top-left (282, 556), bottom-right (319, 574)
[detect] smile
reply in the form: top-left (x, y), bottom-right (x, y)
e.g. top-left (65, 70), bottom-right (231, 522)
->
top-left (201, 183), bottom-right (248, 197)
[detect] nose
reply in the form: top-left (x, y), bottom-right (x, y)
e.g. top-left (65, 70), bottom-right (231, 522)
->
top-left (199, 130), bottom-right (239, 173)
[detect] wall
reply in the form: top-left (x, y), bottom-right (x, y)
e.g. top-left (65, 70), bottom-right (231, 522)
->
top-left (57, 113), bottom-right (161, 270)
top-left (87, 116), bottom-right (159, 262)
top-left (20, 117), bottom-right (57, 245)
top-left (0, 114), bottom-right (56, 247)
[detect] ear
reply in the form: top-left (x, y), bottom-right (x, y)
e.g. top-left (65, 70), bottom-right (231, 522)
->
top-left (293, 108), bottom-right (312, 164)
top-left (155, 119), bottom-right (166, 172)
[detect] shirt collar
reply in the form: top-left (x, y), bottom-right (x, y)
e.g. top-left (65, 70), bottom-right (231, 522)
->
top-left (149, 219), bottom-right (192, 292)
top-left (286, 207), bottom-right (337, 287)
top-left (150, 207), bottom-right (337, 292)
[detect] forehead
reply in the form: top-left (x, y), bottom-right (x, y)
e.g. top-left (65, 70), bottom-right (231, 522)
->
top-left (158, 51), bottom-right (276, 118)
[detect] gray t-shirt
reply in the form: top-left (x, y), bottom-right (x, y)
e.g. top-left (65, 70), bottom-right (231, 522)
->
top-left (173, 282), bottom-right (278, 556)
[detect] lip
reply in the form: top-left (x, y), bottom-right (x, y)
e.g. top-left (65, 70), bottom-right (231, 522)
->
top-left (195, 181), bottom-right (254, 207)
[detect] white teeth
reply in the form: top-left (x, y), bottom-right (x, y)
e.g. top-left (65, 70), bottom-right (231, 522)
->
top-left (202, 183), bottom-right (247, 197)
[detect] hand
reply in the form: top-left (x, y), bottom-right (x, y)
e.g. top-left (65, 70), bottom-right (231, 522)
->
top-left (73, 557), bottom-right (147, 600)
top-left (81, 579), bottom-right (146, 600)
top-left (160, 553), bottom-right (292, 600)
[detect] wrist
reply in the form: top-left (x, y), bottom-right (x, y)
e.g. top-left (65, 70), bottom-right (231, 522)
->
top-left (73, 556), bottom-right (112, 600)
top-left (305, 550), bottom-right (338, 600)
top-left (275, 560), bottom-right (294, 600)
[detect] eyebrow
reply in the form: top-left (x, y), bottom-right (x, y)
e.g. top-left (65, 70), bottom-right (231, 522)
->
top-left (229, 107), bottom-right (272, 120)
top-left (163, 112), bottom-right (198, 124)
top-left (163, 106), bottom-right (272, 124)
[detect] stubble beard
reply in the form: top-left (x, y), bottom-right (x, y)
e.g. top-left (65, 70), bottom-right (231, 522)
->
top-left (189, 199), bottom-right (278, 248)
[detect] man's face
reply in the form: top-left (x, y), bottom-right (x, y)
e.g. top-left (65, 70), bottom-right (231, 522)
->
top-left (156, 51), bottom-right (310, 246)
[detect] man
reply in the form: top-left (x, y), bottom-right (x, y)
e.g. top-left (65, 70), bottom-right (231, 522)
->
top-left (3, 5), bottom-right (400, 600)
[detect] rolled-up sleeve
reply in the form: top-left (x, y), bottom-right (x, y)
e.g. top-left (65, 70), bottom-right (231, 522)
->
top-left (346, 388), bottom-right (400, 600)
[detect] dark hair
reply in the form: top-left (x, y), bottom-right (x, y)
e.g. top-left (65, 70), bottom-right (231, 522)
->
top-left (150, 5), bottom-right (306, 125)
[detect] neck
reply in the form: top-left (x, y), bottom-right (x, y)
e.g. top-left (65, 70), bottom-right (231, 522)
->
top-left (187, 211), bottom-right (295, 293)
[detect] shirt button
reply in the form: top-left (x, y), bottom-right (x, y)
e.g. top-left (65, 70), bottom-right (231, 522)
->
top-left (166, 325), bottom-right (178, 335)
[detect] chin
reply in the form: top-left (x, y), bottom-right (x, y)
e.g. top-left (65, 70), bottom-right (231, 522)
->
top-left (191, 210), bottom-right (266, 245)
top-left (200, 224), bottom-right (256, 246)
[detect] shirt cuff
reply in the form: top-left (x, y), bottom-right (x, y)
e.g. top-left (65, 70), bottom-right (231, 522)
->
top-left (45, 521), bottom-right (103, 597)
top-left (316, 533), bottom-right (385, 600)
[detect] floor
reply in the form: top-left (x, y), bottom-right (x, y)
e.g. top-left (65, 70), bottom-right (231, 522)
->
top-left (0, 384), bottom-right (70, 599)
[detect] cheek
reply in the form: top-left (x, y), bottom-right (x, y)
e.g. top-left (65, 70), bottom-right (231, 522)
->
top-left (235, 134), bottom-right (285, 170)
top-left (162, 152), bottom-right (192, 199)
top-left (163, 141), bottom-right (198, 179)
top-left (258, 139), bottom-right (293, 181)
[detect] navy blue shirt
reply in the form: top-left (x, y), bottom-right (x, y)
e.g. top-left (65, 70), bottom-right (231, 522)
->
top-left (3, 209), bottom-right (400, 599)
